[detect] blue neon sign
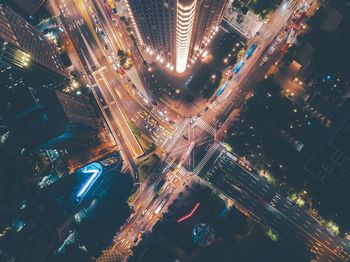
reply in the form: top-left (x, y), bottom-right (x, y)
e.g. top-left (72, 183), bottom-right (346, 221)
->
top-left (76, 163), bottom-right (103, 199)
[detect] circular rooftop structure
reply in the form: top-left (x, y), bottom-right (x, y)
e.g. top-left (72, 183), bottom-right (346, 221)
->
top-left (192, 223), bottom-right (214, 246)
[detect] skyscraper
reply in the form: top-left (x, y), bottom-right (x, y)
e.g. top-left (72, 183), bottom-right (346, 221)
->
top-left (0, 3), bottom-right (68, 90)
top-left (9, 0), bottom-right (46, 16)
top-left (1, 78), bottom-right (98, 150)
top-left (0, 4), bottom-right (98, 150)
top-left (126, 0), bottom-right (228, 73)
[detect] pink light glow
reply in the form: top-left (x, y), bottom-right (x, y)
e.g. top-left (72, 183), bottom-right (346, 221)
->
top-left (177, 202), bottom-right (200, 223)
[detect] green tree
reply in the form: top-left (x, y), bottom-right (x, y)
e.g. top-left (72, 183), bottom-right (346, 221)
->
top-left (117, 49), bottom-right (125, 57)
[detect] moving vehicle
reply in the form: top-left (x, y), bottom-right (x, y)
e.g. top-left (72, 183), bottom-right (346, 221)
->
top-left (155, 198), bottom-right (168, 214)
top-left (233, 60), bottom-right (245, 74)
top-left (216, 81), bottom-right (229, 97)
top-left (244, 44), bottom-right (257, 59)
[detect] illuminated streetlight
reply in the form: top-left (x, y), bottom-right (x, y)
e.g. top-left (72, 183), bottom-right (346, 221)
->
top-left (72, 81), bottom-right (79, 88)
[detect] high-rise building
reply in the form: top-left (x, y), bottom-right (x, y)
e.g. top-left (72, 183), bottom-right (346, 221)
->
top-left (9, 0), bottom-right (46, 16)
top-left (126, 0), bottom-right (228, 73)
top-left (0, 3), bottom-right (68, 90)
top-left (1, 79), bottom-right (98, 150)
top-left (0, 4), bottom-right (97, 150)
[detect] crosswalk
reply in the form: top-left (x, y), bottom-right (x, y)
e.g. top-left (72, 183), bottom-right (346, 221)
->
top-left (193, 143), bottom-right (222, 176)
top-left (177, 165), bottom-right (188, 176)
top-left (164, 158), bottom-right (189, 177)
top-left (195, 118), bottom-right (217, 135)
top-left (163, 118), bottom-right (190, 152)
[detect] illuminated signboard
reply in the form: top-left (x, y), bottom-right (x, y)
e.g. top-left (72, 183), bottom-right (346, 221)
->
top-left (76, 162), bottom-right (103, 199)
top-left (177, 202), bottom-right (200, 223)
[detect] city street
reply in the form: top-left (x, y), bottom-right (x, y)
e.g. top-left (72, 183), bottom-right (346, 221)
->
top-left (197, 143), bottom-right (349, 262)
top-left (56, 0), bottom-right (350, 261)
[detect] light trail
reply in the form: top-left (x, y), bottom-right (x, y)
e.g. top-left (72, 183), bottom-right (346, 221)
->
top-left (177, 202), bottom-right (200, 223)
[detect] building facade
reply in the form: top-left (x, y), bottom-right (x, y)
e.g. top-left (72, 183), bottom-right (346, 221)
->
top-left (9, 0), bottom-right (46, 15)
top-left (0, 3), bottom-right (68, 89)
top-left (0, 4), bottom-right (96, 150)
top-left (126, 0), bottom-right (228, 73)
top-left (2, 81), bottom-right (99, 150)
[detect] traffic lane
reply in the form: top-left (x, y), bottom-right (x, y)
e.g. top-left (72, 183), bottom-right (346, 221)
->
top-left (59, 0), bottom-right (143, 176)
top-left (216, 156), bottom-right (275, 199)
top-left (64, 15), bottom-right (107, 72)
top-left (130, 108), bottom-right (172, 145)
top-left (202, 151), bottom-right (347, 261)
top-left (206, 170), bottom-right (339, 261)
top-left (202, 0), bottom-right (298, 127)
top-left (58, 0), bottom-right (79, 23)
top-left (60, 1), bottom-right (141, 175)
top-left (122, 181), bottom-right (180, 247)
top-left (91, 0), bottom-right (128, 52)
top-left (103, 106), bottom-right (139, 181)
top-left (101, 62), bottom-right (176, 133)
top-left (114, 167), bottom-right (184, 250)
top-left (222, 157), bottom-right (339, 246)
top-left (90, 0), bottom-right (178, 123)
top-left (58, 3), bottom-right (99, 69)
top-left (94, 69), bottom-right (143, 157)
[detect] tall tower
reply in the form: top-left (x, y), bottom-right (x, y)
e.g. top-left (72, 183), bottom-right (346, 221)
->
top-left (0, 3), bottom-right (68, 89)
top-left (126, 0), bottom-right (228, 73)
top-left (0, 4), bottom-right (98, 150)
top-left (9, 0), bottom-right (46, 16)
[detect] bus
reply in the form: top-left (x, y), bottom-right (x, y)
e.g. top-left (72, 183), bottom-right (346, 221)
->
top-left (244, 44), bottom-right (257, 59)
top-left (233, 60), bottom-right (245, 74)
top-left (215, 81), bottom-right (229, 97)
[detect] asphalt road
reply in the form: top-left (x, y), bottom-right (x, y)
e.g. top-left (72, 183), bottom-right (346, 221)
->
top-left (198, 143), bottom-right (349, 262)
top-left (132, 0), bottom-right (350, 261)
top-left (57, 0), bottom-right (350, 261)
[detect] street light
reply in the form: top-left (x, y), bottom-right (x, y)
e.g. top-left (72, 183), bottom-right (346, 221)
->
top-left (72, 81), bottom-right (79, 88)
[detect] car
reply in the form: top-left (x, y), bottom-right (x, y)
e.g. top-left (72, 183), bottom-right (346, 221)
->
top-left (141, 209), bottom-right (147, 217)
